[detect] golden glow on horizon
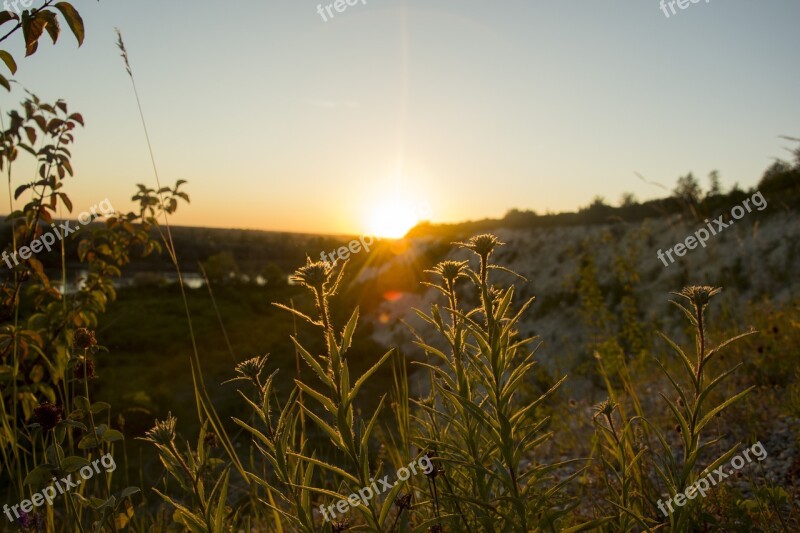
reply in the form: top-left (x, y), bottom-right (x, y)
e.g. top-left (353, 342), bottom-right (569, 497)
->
top-left (365, 198), bottom-right (420, 238)
top-left (364, 189), bottom-right (431, 239)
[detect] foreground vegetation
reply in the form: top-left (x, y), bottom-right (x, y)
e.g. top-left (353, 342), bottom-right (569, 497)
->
top-left (2, 208), bottom-right (799, 531)
top-left (1, 5), bottom-right (799, 531)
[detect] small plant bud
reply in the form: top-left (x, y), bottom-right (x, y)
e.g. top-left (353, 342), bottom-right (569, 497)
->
top-left (73, 328), bottom-right (97, 350)
top-left (290, 258), bottom-right (334, 292)
top-left (593, 399), bottom-right (617, 419)
top-left (142, 412), bottom-right (177, 446)
top-left (395, 493), bottom-right (412, 510)
top-left (204, 432), bottom-right (219, 448)
top-left (30, 402), bottom-right (64, 431)
top-left (73, 356), bottom-right (96, 381)
top-left (426, 260), bottom-right (469, 286)
top-left (332, 520), bottom-right (350, 533)
top-left (454, 234), bottom-right (505, 258)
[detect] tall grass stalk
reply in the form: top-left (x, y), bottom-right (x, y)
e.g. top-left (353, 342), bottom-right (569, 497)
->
top-left (114, 29), bottom-right (247, 483)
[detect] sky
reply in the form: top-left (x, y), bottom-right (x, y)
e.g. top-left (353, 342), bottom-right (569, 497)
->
top-left (1, 0), bottom-right (799, 236)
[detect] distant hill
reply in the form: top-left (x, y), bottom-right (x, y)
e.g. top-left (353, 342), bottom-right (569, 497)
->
top-left (357, 165), bottom-right (800, 390)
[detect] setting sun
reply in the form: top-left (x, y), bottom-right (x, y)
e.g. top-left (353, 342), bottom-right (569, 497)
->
top-left (365, 197), bottom-right (424, 238)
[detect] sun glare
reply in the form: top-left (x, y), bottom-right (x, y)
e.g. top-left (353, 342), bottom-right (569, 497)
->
top-left (365, 197), bottom-right (426, 239)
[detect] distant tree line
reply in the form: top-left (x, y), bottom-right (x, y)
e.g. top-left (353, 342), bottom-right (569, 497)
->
top-left (409, 140), bottom-right (800, 238)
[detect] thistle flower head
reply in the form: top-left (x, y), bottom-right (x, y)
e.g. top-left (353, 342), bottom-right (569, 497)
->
top-left (426, 260), bottom-right (469, 286)
top-left (674, 286), bottom-right (722, 312)
top-left (30, 402), bottom-right (63, 432)
top-left (290, 258), bottom-right (334, 293)
top-left (73, 328), bottom-right (97, 350)
top-left (593, 399), bottom-right (617, 419)
top-left (143, 412), bottom-right (177, 446)
top-left (454, 234), bottom-right (505, 258)
top-left (234, 355), bottom-right (268, 383)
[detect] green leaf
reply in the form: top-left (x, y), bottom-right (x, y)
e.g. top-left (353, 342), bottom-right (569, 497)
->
top-left (54, 2), bottom-right (83, 45)
top-left (340, 306), bottom-right (359, 353)
top-left (654, 357), bottom-right (689, 416)
top-left (328, 329), bottom-right (341, 371)
top-left (298, 403), bottom-right (343, 450)
top-left (346, 348), bottom-right (394, 409)
top-left (73, 396), bottom-right (91, 412)
top-left (696, 387), bottom-right (754, 433)
top-left (78, 434), bottom-right (102, 450)
top-left (0, 50), bottom-right (16, 74)
top-left (300, 460), bottom-right (314, 516)
top-left (24, 464), bottom-right (57, 486)
top-left (211, 469), bottom-right (230, 532)
top-left (103, 429), bottom-right (124, 443)
top-left (695, 364), bottom-right (742, 414)
top-left (291, 337), bottom-right (332, 389)
top-left (286, 452), bottom-right (360, 485)
top-left (90, 401), bottom-right (110, 414)
top-left (359, 396), bottom-right (385, 480)
top-left (294, 380), bottom-right (336, 414)
top-left (62, 455), bottom-right (90, 472)
top-left (509, 374), bottom-right (567, 427)
top-left (378, 478), bottom-right (405, 526)
top-left (119, 486), bottom-right (140, 499)
top-left (660, 392), bottom-right (691, 451)
top-left (657, 331), bottom-right (697, 387)
top-left (62, 420), bottom-right (87, 431)
top-left (699, 443), bottom-right (742, 479)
